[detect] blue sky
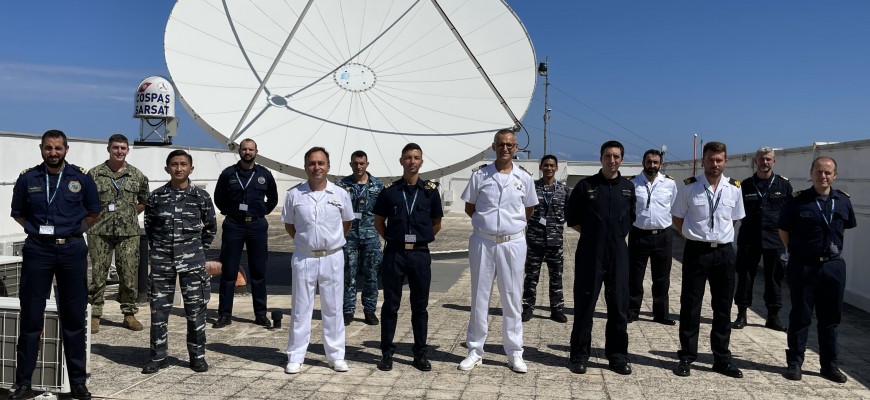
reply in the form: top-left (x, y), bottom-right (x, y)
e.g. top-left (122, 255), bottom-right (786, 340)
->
top-left (1, 1), bottom-right (868, 162)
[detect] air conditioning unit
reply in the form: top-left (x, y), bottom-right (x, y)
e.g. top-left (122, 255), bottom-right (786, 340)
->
top-left (0, 257), bottom-right (22, 297)
top-left (0, 298), bottom-right (91, 394)
top-left (0, 235), bottom-right (27, 257)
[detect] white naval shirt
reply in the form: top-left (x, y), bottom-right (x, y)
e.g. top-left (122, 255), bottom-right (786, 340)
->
top-left (671, 174), bottom-right (745, 244)
top-left (631, 172), bottom-right (678, 230)
top-left (281, 181), bottom-right (355, 252)
top-left (461, 163), bottom-right (538, 235)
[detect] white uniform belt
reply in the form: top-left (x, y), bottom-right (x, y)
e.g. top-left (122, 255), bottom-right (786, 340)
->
top-left (300, 248), bottom-right (341, 258)
top-left (473, 229), bottom-right (524, 244)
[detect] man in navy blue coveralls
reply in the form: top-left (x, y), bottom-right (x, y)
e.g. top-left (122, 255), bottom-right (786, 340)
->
top-left (9, 130), bottom-right (99, 400)
top-left (779, 156), bottom-right (856, 383)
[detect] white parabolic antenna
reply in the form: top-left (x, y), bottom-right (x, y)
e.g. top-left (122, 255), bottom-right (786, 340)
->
top-left (165, 0), bottom-right (536, 179)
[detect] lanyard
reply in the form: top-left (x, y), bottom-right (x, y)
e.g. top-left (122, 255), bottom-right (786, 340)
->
top-left (235, 170), bottom-right (256, 192)
top-left (402, 186), bottom-right (419, 217)
top-left (752, 175), bottom-right (776, 199)
top-left (816, 198), bottom-right (835, 228)
top-left (644, 181), bottom-right (659, 208)
top-left (45, 170), bottom-right (64, 206)
top-left (351, 183), bottom-right (366, 205)
top-left (110, 176), bottom-right (127, 201)
top-left (704, 186), bottom-right (722, 231)
top-left (541, 184), bottom-right (555, 211)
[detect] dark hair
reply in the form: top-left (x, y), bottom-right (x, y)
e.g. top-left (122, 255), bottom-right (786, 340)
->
top-left (600, 140), bottom-right (624, 157)
top-left (401, 143), bottom-right (422, 155)
top-left (166, 149), bottom-right (193, 166)
top-left (540, 154), bottom-right (558, 166)
top-left (350, 150), bottom-right (368, 161)
top-left (812, 156), bottom-right (838, 172)
top-left (304, 147), bottom-right (330, 165)
top-left (642, 149), bottom-right (663, 162)
top-left (42, 129), bottom-right (68, 147)
top-left (107, 133), bottom-right (128, 146)
top-left (239, 138), bottom-right (257, 149)
top-left (703, 141), bottom-right (727, 158)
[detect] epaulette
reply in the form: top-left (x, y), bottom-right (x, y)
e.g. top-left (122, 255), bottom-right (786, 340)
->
top-left (624, 175), bottom-right (632, 180)
top-left (683, 177), bottom-right (697, 185)
top-left (779, 175), bottom-right (789, 181)
top-left (729, 178), bottom-right (740, 188)
top-left (518, 165), bottom-right (533, 176)
top-left (792, 190), bottom-right (801, 197)
top-left (79, 166), bottom-right (87, 174)
top-left (424, 181), bottom-right (439, 190)
top-left (384, 180), bottom-right (397, 189)
top-left (472, 164), bottom-right (487, 172)
top-left (20, 167), bottom-right (33, 175)
top-left (665, 175), bottom-right (675, 180)
top-left (836, 189), bottom-right (850, 198)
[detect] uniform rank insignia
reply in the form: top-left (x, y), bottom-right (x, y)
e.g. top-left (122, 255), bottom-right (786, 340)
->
top-left (425, 181), bottom-right (439, 190)
top-left (587, 189), bottom-right (596, 199)
top-left (729, 178), bottom-right (740, 187)
top-left (472, 164), bottom-right (487, 172)
top-left (258, 176), bottom-right (266, 184)
top-left (518, 165), bottom-right (533, 176)
top-left (68, 181), bottom-right (82, 193)
top-left (665, 175), bottom-right (675, 180)
top-left (684, 177), bottom-right (697, 185)
top-left (792, 190), bottom-right (801, 197)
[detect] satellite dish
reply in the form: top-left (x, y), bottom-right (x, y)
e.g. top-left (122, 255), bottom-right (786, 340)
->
top-left (164, 0), bottom-right (536, 179)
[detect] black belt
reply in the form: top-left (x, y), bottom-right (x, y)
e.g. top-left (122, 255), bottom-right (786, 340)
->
top-left (228, 215), bottom-right (262, 223)
top-left (686, 239), bottom-right (731, 249)
top-left (386, 242), bottom-right (429, 251)
top-left (632, 227), bottom-right (667, 235)
top-left (28, 235), bottom-right (84, 245)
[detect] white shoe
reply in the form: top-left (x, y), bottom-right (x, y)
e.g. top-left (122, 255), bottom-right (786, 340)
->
top-left (508, 355), bottom-right (528, 373)
top-left (329, 359), bottom-right (349, 372)
top-left (285, 362), bottom-right (302, 374)
top-left (458, 355), bottom-right (483, 371)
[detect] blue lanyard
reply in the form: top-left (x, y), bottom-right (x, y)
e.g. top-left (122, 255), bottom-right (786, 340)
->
top-left (704, 186), bottom-right (722, 231)
top-left (541, 184), bottom-right (555, 211)
top-left (752, 175), bottom-right (776, 199)
top-left (46, 170), bottom-right (64, 206)
top-left (235, 170), bottom-right (256, 197)
top-left (816, 198), bottom-right (835, 228)
top-left (352, 183), bottom-right (366, 204)
top-left (110, 176), bottom-right (127, 201)
top-left (402, 186), bottom-right (419, 217)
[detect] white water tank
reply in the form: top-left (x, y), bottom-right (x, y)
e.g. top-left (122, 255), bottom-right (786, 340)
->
top-left (134, 76), bottom-right (175, 119)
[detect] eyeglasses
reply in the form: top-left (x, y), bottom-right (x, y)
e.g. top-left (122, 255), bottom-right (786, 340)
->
top-left (495, 142), bottom-right (517, 149)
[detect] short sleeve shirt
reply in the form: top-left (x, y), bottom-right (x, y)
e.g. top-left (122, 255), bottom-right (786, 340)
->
top-left (631, 173), bottom-right (677, 230)
top-left (281, 181), bottom-right (355, 252)
top-left (461, 164), bottom-right (538, 235)
top-left (671, 174), bottom-right (745, 244)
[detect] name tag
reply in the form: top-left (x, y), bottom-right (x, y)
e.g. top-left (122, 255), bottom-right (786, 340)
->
top-left (538, 217), bottom-right (546, 225)
top-left (405, 234), bottom-right (417, 243)
top-left (706, 232), bottom-right (720, 242)
top-left (239, 204), bottom-right (249, 211)
top-left (354, 212), bottom-right (362, 220)
top-left (108, 203), bottom-right (116, 212)
top-left (39, 225), bottom-right (55, 235)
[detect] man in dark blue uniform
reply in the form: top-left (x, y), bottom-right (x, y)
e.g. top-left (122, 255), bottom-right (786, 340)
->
top-left (212, 138), bottom-right (278, 329)
top-left (566, 141), bottom-right (636, 375)
top-left (779, 156), bottom-right (856, 383)
top-left (9, 130), bottom-right (99, 400)
top-left (733, 147), bottom-right (792, 331)
top-left (373, 143), bottom-right (443, 372)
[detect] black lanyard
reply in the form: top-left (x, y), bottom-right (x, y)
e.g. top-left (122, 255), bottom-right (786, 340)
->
top-left (705, 186), bottom-right (722, 230)
top-left (644, 181), bottom-right (658, 208)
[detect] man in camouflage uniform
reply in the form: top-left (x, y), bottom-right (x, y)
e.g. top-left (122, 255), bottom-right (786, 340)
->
top-left (142, 150), bottom-right (216, 374)
top-left (336, 150), bottom-right (384, 326)
top-left (87, 134), bottom-right (149, 333)
top-left (522, 155), bottom-right (568, 323)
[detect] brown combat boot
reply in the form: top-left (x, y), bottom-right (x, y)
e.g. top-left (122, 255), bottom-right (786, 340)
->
top-left (91, 317), bottom-right (100, 334)
top-left (123, 314), bottom-right (144, 331)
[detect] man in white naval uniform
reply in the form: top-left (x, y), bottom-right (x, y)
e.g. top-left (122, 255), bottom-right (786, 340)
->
top-left (282, 147), bottom-right (355, 374)
top-left (459, 129), bottom-right (538, 373)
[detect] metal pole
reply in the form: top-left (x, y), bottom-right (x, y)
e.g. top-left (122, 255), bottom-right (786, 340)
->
top-left (692, 133), bottom-right (697, 176)
top-left (542, 57), bottom-right (550, 156)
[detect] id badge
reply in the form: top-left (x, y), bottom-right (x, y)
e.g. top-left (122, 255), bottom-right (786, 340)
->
top-left (706, 231), bottom-right (720, 242)
top-left (39, 225), bottom-right (55, 235)
top-left (108, 203), bottom-right (116, 212)
top-left (239, 204), bottom-right (249, 211)
top-left (640, 209), bottom-right (650, 217)
top-left (404, 234), bottom-right (417, 243)
top-left (354, 212), bottom-right (362, 220)
top-left (829, 242), bottom-right (839, 256)
top-left (538, 217), bottom-right (547, 225)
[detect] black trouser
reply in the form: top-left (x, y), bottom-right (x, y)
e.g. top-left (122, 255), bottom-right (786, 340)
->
top-left (628, 228), bottom-right (673, 320)
top-left (786, 257), bottom-right (845, 371)
top-left (218, 217), bottom-right (268, 317)
top-left (677, 240), bottom-right (735, 365)
top-left (734, 244), bottom-right (784, 311)
top-left (569, 242), bottom-right (629, 364)
top-left (380, 246), bottom-right (431, 357)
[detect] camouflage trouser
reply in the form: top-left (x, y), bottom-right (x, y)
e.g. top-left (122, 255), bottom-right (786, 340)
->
top-left (343, 236), bottom-right (382, 314)
top-left (88, 235), bottom-right (139, 317)
top-left (149, 247), bottom-right (209, 362)
top-left (522, 244), bottom-right (565, 311)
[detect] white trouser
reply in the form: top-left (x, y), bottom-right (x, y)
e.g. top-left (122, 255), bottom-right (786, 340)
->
top-left (287, 250), bottom-right (345, 363)
top-left (466, 234), bottom-right (526, 358)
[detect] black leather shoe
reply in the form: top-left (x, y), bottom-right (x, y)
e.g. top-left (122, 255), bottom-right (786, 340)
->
top-left (9, 385), bottom-right (31, 400)
top-left (141, 358), bottom-right (170, 374)
top-left (569, 361), bottom-right (587, 374)
top-left (413, 354), bottom-right (432, 371)
top-left (550, 310), bottom-right (568, 323)
top-left (784, 364), bottom-right (802, 381)
top-left (254, 315), bottom-right (272, 328)
top-left (609, 362), bottom-right (632, 375)
top-left (364, 312), bottom-right (379, 325)
top-left (732, 314), bottom-right (747, 329)
top-left (712, 362), bottom-right (743, 378)
top-left (212, 315), bottom-right (232, 329)
top-left (673, 360), bottom-right (691, 377)
top-left (653, 317), bottom-right (677, 326)
top-left (521, 307), bottom-right (533, 322)
top-left (344, 313), bottom-right (354, 326)
top-left (71, 383), bottom-right (92, 400)
top-left (627, 313), bottom-right (639, 323)
top-left (765, 317), bottom-right (787, 332)
top-left (191, 358), bottom-right (209, 372)
top-left (821, 368), bottom-right (848, 383)
top-left (377, 354), bottom-right (393, 371)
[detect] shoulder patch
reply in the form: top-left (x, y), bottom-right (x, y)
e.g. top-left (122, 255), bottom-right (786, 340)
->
top-left (79, 166), bottom-right (87, 174)
top-left (792, 190), bottom-right (801, 197)
top-left (836, 189), bottom-right (850, 198)
top-left (425, 181), bottom-right (439, 190)
top-left (384, 180), bottom-right (398, 189)
top-left (683, 177), bottom-right (697, 185)
top-left (779, 175), bottom-right (789, 181)
top-left (20, 167), bottom-right (33, 175)
top-left (665, 175), bottom-right (675, 180)
top-left (729, 178), bottom-right (740, 188)
top-left (472, 164), bottom-right (488, 172)
top-left (518, 165), bottom-right (533, 176)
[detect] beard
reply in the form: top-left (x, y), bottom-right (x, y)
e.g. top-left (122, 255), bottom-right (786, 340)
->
top-left (45, 155), bottom-right (65, 169)
top-left (644, 166), bottom-right (659, 176)
top-left (241, 154), bottom-right (256, 163)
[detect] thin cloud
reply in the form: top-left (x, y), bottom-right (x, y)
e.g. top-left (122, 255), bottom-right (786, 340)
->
top-left (0, 60), bottom-right (152, 103)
